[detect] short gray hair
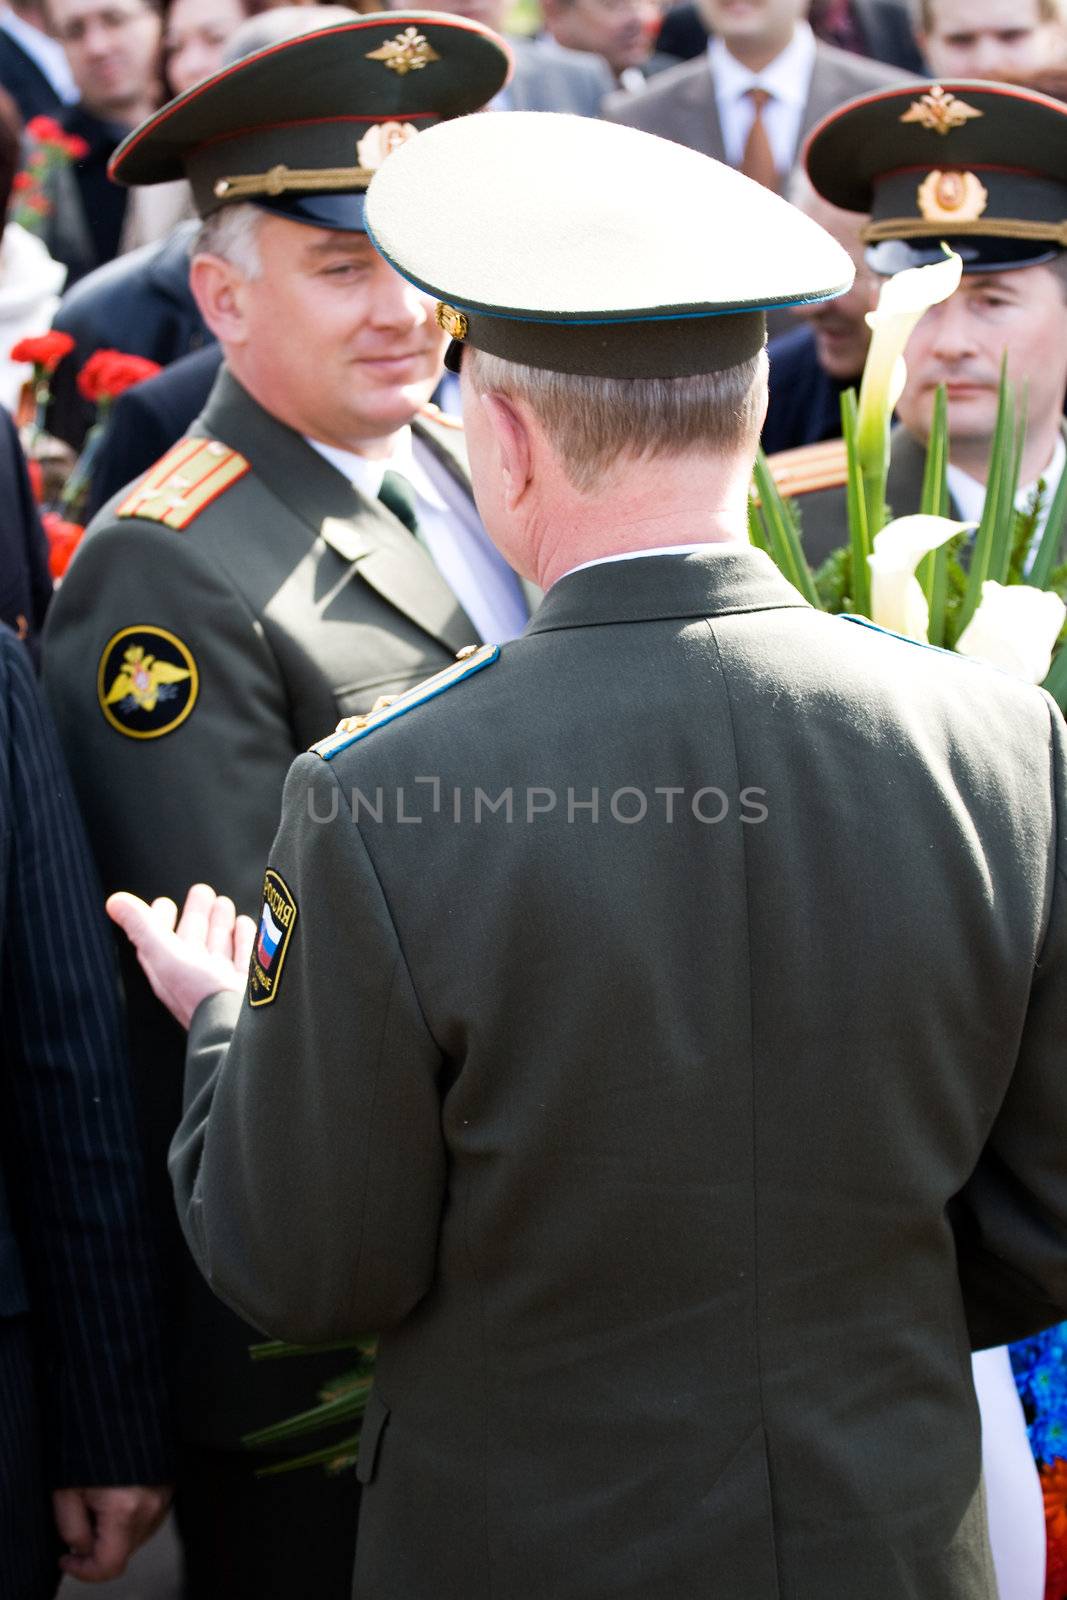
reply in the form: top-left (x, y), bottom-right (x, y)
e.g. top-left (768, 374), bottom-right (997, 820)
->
top-left (464, 346), bottom-right (768, 494)
top-left (194, 202), bottom-right (263, 279)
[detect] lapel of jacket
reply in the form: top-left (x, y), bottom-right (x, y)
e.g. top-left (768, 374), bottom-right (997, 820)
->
top-left (885, 425), bottom-right (931, 519)
top-left (799, 44), bottom-right (860, 141)
top-left (197, 369), bottom-right (479, 654)
top-left (523, 545), bottom-right (810, 636)
top-left (662, 59), bottom-right (725, 160)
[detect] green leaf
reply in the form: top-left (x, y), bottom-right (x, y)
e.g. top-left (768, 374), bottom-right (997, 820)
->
top-left (1028, 462), bottom-right (1067, 589)
top-left (248, 1337), bottom-right (373, 1361)
top-left (916, 386), bottom-right (950, 645)
top-left (253, 1435), bottom-right (362, 1479)
top-left (957, 357), bottom-right (1013, 634)
top-left (840, 388), bottom-right (872, 617)
top-left (242, 1383), bottom-right (372, 1450)
top-left (751, 449), bottom-right (820, 607)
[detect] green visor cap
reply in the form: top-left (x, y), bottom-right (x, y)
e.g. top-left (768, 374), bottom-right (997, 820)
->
top-left (364, 111), bottom-right (855, 379)
top-left (108, 13), bottom-right (513, 228)
top-left (805, 80), bottom-right (1067, 273)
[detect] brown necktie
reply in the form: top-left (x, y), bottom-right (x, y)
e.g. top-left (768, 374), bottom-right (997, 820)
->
top-left (740, 87), bottom-right (778, 191)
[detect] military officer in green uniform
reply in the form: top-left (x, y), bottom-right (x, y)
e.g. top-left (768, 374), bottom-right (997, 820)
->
top-left (40, 15), bottom-right (521, 1596)
top-left (772, 80), bottom-right (1067, 568)
top-left (107, 110), bottom-right (1067, 1599)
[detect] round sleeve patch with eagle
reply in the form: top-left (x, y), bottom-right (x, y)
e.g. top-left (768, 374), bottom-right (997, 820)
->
top-left (97, 626), bottom-right (199, 739)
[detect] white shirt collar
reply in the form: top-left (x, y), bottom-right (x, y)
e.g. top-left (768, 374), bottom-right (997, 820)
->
top-left (305, 426), bottom-right (446, 510)
top-left (708, 21), bottom-right (815, 109)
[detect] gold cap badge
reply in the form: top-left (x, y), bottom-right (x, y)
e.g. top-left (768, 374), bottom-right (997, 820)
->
top-left (355, 121), bottom-right (419, 173)
top-left (436, 302), bottom-right (469, 340)
top-left (917, 169), bottom-right (989, 223)
top-left (366, 27), bottom-right (440, 75)
top-left (900, 86), bottom-right (983, 135)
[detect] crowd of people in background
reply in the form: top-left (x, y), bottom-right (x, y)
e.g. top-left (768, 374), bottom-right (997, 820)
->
top-left (1, 0), bottom-right (1067, 1594)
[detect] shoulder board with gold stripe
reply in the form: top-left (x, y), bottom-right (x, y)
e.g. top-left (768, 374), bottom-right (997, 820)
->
top-left (418, 402), bottom-right (464, 432)
top-left (766, 438), bottom-right (848, 499)
top-left (311, 644), bottom-right (499, 762)
top-left (116, 437), bottom-right (250, 530)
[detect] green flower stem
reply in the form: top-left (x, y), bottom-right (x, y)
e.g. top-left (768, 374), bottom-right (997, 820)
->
top-left (957, 359), bottom-right (1012, 635)
top-left (751, 449), bottom-right (819, 606)
top-left (841, 388), bottom-right (872, 617)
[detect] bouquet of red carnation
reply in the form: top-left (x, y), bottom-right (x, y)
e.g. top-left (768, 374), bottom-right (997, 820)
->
top-left (11, 116), bottom-right (89, 235)
top-left (11, 329), bottom-right (75, 436)
top-left (76, 350), bottom-right (162, 405)
top-left (57, 349), bottom-right (162, 519)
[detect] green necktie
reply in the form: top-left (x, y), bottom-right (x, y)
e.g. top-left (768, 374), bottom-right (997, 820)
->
top-left (377, 469), bottom-right (421, 539)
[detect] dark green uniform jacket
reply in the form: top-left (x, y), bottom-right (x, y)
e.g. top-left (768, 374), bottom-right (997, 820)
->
top-left (41, 364), bottom-right (532, 1449)
top-left (172, 547), bottom-right (1067, 1598)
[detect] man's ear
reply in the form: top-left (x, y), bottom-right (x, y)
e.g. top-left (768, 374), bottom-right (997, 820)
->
top-left (189, 254), bottom-right (250, 347)
top-left (480, 392), bottom-right (534, 511)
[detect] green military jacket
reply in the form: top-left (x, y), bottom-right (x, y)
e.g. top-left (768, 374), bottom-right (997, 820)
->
top-left (41, 364), bottom-right (533, 1448)
top-left (172, 548), bottom-right (1067, 1597)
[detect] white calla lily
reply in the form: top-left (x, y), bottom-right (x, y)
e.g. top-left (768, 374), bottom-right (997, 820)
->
top-left (868, 514), bottom-right (973, 641)
top-left (955, 581), bottom-right (1066, 682)
top-left (856, 251), bottom-right (963, 466)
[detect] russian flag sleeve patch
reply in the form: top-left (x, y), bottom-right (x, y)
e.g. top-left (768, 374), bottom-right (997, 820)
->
top-left (249, 868), bottom-right (298, 1008)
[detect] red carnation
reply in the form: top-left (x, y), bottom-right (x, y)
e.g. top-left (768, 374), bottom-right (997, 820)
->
top-left (24, 115), bottom-right (65, 144)
top-left (41, 512), bottom-right (84, 579)
top-left (61, 133), bottom-right (89, 160)
top-left (11, 172), bottom-right (31, 193)
top-left (76, 350), bottom-right (162, 404)
top-left (10, 330), bottom-right (75, 372)
top-left (26, 459), bottom-right (43, 505)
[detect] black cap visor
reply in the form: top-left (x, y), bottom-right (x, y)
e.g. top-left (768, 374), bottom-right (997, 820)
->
top-left (867, 235), bottom-right (1062, 275)
top-left (251, 190), bottom-right (368, 232)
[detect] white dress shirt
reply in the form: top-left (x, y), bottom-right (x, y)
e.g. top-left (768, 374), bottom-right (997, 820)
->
top-left (307, 427), bottom-right (529, 644)
top-left (708, 22), bottom-right (817, 174)
top-left (0, 5), bottom-right (77, 103)
top-left (946, 433), bottom-right (1066, 574)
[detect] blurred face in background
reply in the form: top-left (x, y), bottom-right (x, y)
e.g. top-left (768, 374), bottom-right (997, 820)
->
top-left (163, 0), bottom-right (248, 94)
top-left (792, 185), bottom-right (878, 380)
top-left (47, 0), bottom-right (162, 121)
top-left (697, 0), bottom-right (809, 67)
top-left (919, 0), bottom-right (1064, 79)
top-left (385, 0), bottom-right (506, 29)
top-left (540, 0), bottom-right (662, 76)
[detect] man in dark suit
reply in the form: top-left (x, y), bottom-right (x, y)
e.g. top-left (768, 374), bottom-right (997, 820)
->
top-left (110, 109), bottom-right (1067, 1600)
top-left (43, 19), bottom-right (532, 1597)
top-left (0, 0), bottom-right (77, 121)
top-left (0, 624), bottom-right (171, 1595)
top-left (48, 221), bottom-right (211, 451)
top-left (0, 406), bottom-right (52, 660)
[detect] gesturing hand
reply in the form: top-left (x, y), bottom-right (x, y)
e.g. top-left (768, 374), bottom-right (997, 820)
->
top-left (54, 1483), bottom-right (172, 1582)
top-left (107, 883), bottom-right (258, 1030)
